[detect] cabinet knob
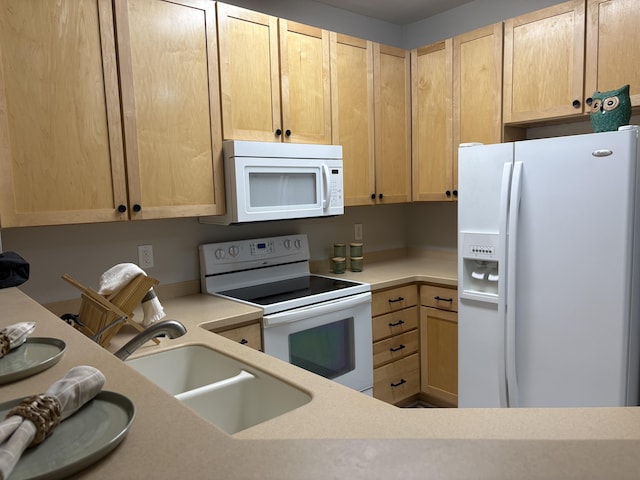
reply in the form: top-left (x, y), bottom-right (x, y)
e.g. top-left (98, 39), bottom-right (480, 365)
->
top-left (378, 193), bottom-right (383, 200)
top-left (285, 129), bottom-right (291, 137)
top-left (132, 204), bottom-right (141, 212)
top-left (275, 129), bottom-right (282, 136)
top-left (240, 338), bottom-right (248, 345)
top-left (453, 190), bottom-right (458, 197)
top-left (390, 379), bottom-right (407, 388)
top-left (445, 190), bottom-right (452, 197)
top-left (117, 205), bottom-right (127, 213)
top-left (371, 193), bottom-right (376, 200)
top-left (585, 97), bottom-right (593, 106)
top-left (572, 99), bottom-right (581, 108)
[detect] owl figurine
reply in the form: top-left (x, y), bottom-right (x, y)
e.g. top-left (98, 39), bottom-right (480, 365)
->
top-left (589, 84), bottom-right (631, 133)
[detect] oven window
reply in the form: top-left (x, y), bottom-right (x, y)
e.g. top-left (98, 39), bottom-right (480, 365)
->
top-left (288, 317), bottom-right (355, 379)
top-left (248, 172), bottom-right (317, 207)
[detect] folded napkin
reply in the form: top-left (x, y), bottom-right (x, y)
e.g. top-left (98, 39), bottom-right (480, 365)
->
top-left (0, 366), bottom-right (105, 480)
top-left (97, 263), bottom-right (165, 327)
top-left (0, 322), bottom-right (35, 359)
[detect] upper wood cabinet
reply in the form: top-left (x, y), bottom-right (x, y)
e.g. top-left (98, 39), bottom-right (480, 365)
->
top-left (585, 0), bottom-right (640, 107)
top-left (217, 3), bottom-right (332, 144)
top-left (503, 0), bottom-right (586, 124)
top-left (115, 0), bottom-right (224, 220)
top-left (412, 24), bottom-right (502, 202)
top-left (411, 40), bottom-right (453, 202)
top-left (373, 44), bottom-right (412, 204)
top-left (330, 33), bottom-right (376, 206)
top-left (0, 0), bottom-right (126, 227)
top-left (0, 0), bottom-right (224, 228)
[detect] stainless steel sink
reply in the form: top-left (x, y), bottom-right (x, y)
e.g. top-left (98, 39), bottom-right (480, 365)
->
top-left (126, 345), bottom-right (311, 434)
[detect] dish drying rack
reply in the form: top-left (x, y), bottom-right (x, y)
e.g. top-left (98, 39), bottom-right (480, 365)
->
top-left (62, 273), bottom-right (160, 347)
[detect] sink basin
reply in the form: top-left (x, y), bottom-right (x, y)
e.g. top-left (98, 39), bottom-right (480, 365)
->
top-left (126, 345), bottom-right (311, 434)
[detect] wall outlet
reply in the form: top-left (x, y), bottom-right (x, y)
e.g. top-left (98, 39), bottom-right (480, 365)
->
top-left (138, 244), bottom-right (154, 269)
top-left (354, 223), bottom-right (363, 241)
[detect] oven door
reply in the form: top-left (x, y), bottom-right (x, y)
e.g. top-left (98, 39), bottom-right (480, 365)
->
top-left (263, 292), bottom-right (373, 394)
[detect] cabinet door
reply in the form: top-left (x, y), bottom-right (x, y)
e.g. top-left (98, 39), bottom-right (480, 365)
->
top-left (420, 306), bottom-right (458, 406)
top-left (585, 0), bottom-right (640, 107)
top-left (217, 3), bottom-right (281, 142)
top-left (453, 23), bottom-right (503, 190)
top-left (280, 20), bottom-right (332, 144)
top-left (374, 44), bottom-right (411, 204)
top-left (411, 40), bottom-right (453, 202)
top-left (330, 33), bottom-right (376, 206)
top-left (116, 0), bottom-right (224, 220)
top-left (0, 0), bottom-right (126, 227)
top-left (503, 0), bottom-right (586, 123)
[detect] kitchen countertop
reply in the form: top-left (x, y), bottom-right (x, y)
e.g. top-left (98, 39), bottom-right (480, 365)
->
top-left (3, 252), bottom-right (640, 478)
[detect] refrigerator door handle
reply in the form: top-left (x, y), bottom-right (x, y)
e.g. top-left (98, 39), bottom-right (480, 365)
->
top-left (506, 161), bottom-right (523, 407)
top-left (497, 162), bottom-right (513, 407)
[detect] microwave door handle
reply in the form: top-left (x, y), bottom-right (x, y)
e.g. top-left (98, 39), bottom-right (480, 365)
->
top-left (322, 164), bottom-right (330, 210)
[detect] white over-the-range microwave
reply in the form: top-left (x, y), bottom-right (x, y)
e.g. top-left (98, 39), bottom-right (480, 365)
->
top-left (200, 140), bottom-right (344, 225)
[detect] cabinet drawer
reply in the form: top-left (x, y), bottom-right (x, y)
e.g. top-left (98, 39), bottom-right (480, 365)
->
top-left (372, 284), bottom-right (418, 317)
top-left (373, 329), bottom-right (419, 368)
top-left (214, 323), bottom-right (262, 351)
top-left (371, 306), bottom-right (418, 342)
top-left (420, 284), bottom-right (458, 312)
top-left (373, 353), bottom-right (420, 404)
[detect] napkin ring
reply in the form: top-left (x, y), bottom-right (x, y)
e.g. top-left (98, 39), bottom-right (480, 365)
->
top-left (0, 331), bottom-right (9, 358)
top-left (7, 394), bottom-right (62, 446)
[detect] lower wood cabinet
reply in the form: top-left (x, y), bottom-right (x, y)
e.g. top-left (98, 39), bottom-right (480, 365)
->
top-left (208, 321), bottom-right (262, 351)
top-left (420, 284), bottom-right (458, 407)
top-left (371, 284), bottom-right (420, 405)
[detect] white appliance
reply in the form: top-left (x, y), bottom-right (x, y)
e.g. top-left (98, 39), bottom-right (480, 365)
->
top-left (199, 234), bottom-right (373, 395)
top-left (457, 126), bottom-right (640, 408)
top-left (200, 140), bottom-right (344, 225)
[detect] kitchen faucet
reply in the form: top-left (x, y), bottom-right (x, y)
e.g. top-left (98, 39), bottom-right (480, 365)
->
top-left (113, 319), bottom-right (187, 361)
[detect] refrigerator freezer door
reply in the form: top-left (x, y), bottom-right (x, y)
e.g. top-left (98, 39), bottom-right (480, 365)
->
top-left (512, 130), bottom-right (639, 407)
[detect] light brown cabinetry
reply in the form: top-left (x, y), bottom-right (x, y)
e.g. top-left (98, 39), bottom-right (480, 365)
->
top-left (372, 284), bottom-right (420, 405)
top-left (420, 284), bottom-right (458, 407)
top-left (331, 38), bottom-right (410, 205)
top-left (115, 0), bottom-right (224, 220)
top-left (585, 0), bottom-right (640, 107)
top-left (217, 3), bottom-right (332, 144)
top-left (210, 321), bottom-right (262, 351)
top-left (0, 0), bottom-right (224, 227)
top-left (412, 24), bottom-right (503, 203)
top-left (0, 0), bottom-right (125, 227)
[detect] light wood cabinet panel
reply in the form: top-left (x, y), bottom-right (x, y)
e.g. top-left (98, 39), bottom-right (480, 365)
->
top-left (218, 4), bottom-right (331, 144)
top-left (373, 353), bottom-right (420, 405)
top-left (217, 3), bottom-right (280, 142)
top-left (330, 33), bottom-right (376, 206)
top-left (372, 306), bottom-right (419, 342)
top-left (280, 20), bottom-right (332, 144)
top-left (453, 23), bottom-right (503, 175)
top-left (116, 0), bottom-right (224, 220)
top-left (371, 284), bottom-right (418, 317)
top-left (420, 284), bottom-right (459, 312)
top-left (585, 0), bottom-right (640, 107)
top-left (213, 322), bottom-right (262, 351)
top-left (373, 330), bottom-right (419, 368)
top-left (503, 0), bottom-right (586, 124)
top-left (374, 44), bottom-right (412, 204)
top-left (0, 0), bottom-right (126, 227)
top-left (411, 40), bottom-right (453, 202)
top-left (420, 306), bottom-right (458, 406)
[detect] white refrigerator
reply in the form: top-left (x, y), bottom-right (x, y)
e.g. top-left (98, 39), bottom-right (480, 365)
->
top-left (457, 126), bottom-right (640, 408)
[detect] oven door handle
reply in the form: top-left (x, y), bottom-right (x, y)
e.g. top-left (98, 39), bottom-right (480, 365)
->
top-left (263, 292), bottom-right (371, 327)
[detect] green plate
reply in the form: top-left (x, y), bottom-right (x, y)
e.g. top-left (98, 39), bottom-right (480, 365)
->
top-left (0, 338), bottom-right (66, 385)
top-left (1, 391), bottom-right (136, 480)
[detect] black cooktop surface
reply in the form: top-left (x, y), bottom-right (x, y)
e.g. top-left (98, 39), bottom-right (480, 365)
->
top-left (219, 275), bottom-right (362, 306)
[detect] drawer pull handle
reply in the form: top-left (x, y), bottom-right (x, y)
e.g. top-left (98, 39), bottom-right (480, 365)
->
top-left (390, 379), bottom-right (407, 388)
top-left (240, 338), bottom-right (248, 345)
top-left (388, 297), bottom-right (404, 303)
top-left (388, 320), bottom-right (405, 327)
top-left (434, 296), bottom-right (453, 303)
top-left (390, 344), bottom-right (406, 352)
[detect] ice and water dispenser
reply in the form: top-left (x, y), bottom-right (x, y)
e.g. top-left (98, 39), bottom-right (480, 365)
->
top-left (459, 232), bottom-right (500, 303)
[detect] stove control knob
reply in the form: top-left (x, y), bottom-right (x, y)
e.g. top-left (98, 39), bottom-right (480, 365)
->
top-left (229, 246), bottom-right (239, 257)
top-left (214, 248), bottom-right (226, 259)
top-left (294, 238), bottom-right (302, 249)
top-left (283, 239), bottom-right (292, 249)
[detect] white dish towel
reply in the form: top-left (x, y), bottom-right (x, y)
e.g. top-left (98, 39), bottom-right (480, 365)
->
top-left (97, 263), bottom-right (165, 327)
